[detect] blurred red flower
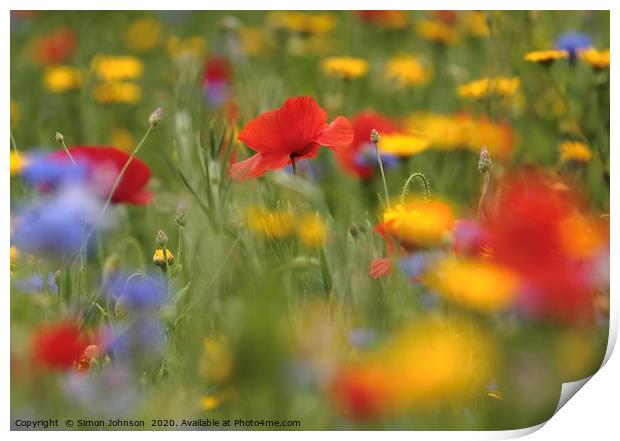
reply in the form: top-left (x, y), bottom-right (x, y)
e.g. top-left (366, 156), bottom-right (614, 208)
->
top-left (331, 366), bottom-right (390, 421)
top-left (31, 321), bottom-right (90, 370)
top-left (50, 146), bottom-right (152, 205)
top-left (485, 171), bottom-right (605, 322)
top-left (32, 27), bottom-right (77, 65)
top-left (336, 111), bottom-right (400, 179)
top-left (230, 96), bottom-right (353, 181)
top-left (203, 56), bottom-right (232, 84)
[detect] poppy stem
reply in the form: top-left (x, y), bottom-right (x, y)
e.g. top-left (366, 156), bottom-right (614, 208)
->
top-left (56, 134), bottom-right (77, 166)
top-left (291, 156), bottom-right (297, 176)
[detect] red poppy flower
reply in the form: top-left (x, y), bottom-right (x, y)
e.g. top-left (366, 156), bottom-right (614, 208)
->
top-left (203, 56), bottom-right (232, 85)
top-left (331, 366), bottom-right (391, 421)
top-left (485, 171), bottom-right (597, 322)
top-left (49, 146), bottom-right (152, 205)
top-left (230, 96), bottom-right (354, 181)
top-left (31, 321), bottom-right (90, 370)
top-left (32, 27), bottom-right (78, 65)
top-left (336, 111), bottom-right (400, 179)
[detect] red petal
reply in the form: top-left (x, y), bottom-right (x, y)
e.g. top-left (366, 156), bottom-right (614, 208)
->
top-left (229, 152), bottom-right (291, 181)
top-left (369, 257), bottom-right (393, 279)
top-left (238, 96), bottom-right (328, 155)
top-left (313, 116), bottom-right (354, 151)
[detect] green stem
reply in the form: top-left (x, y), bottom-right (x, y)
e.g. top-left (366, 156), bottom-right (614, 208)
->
top-left (401, 172), bottom-right (431, 203)
top-left (373, 141), bottom-right (391, 209)
top-left (59, 137), bottom-right (77, 165)
top-left (75, 124), bottom-right (154, 261)
top-left (10, 130), bottom-right (18, 155)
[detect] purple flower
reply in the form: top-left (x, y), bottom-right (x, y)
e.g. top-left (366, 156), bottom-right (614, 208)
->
top-left (204, 80), bottom-right (231, 109)
top-left (105, 272), bottom-right (167, 311)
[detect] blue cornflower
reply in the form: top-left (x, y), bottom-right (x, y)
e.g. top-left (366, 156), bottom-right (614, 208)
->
top-left (20, 153), bottom-right (88, 188)
top-left (555, 32), bottom-right (592, 61)
top-left (354, 143), bottom-right (399, 170)
top-left (105, 272), bottom-right (167, 311)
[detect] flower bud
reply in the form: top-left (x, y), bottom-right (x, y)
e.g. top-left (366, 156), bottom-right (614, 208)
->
top-left (370, 129), bottom-right (380, 144)
top-left (156, 230), bottom-right (168, 247)
top-left (478, 146), bottom-right (492, 173)
top-left (149, 107), bottom-right (164, 127)
top-left (175, 203), bottom-right (188, 228)
top-left (55, 132), bottom-right (64, 143)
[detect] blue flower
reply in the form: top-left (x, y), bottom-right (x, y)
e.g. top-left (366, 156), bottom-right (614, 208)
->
top-left (354, 143), bottom-right (399, 170)
top-left (347, 328), bottom-right (377, 349)
top-left (104, 318), bottom-right (165, 360)
top-left (21, 153), bottom-right (88, 188)
top-left (204, 81), bottom-right (231, 109)
top-left (12, 272), bottom-right (57, 293)
top-left (555, 32), bottom-right (592, 60)
top-left (105, 272), bottom-right (167, 311)
top-left (11, 187), bottom-right (105, 258)
top-left (399, 252), bottom-right (432, 281)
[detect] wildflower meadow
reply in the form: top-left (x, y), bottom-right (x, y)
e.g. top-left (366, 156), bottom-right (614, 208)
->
top-left (9, 10), bottom-right (611, 431)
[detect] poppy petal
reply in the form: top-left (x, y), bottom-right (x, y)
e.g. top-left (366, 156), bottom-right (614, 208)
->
top-left (313, 116), bottom-right (354, 151)
top-left (229, 152), bottom-right (291, 181)
top-left (370, 257), bottom-right (393, 279)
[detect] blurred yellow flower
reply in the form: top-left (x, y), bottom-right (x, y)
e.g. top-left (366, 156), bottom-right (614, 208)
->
top-left (93, 81), bottom-right (142, 104)
top-left (43, 66), bottom-right (83, 93)
top-left (200, 337), bottom-right (233, 383)
top-left (167, 35), bottom-right (208, 60)
top-left (425, 256), bottom-right (519, 312)
top-left (379, 133), bottom-right (430, 156)
top-left (462, 11), bottom-right (490, 37)
top-left (415, 20), bottom-right (459, 45)
top-left (579, 47), bottom-right (610, 69)
top-left (267, 11), bottom-right (337, 36)
top-left (297, 213), bottom-right (328, 249)
top-left (380, 199), bottom-right (454, 248)
top-left (406, 112), bottom-right (515, 160)
top-left (560, 140), bottom-right (592, 163)
top-left (111, 127), bottom-right (135, 152)
top-left (239, 26), bottom-right (269, 57)
top-left (384, 55), bottom-right (432, 88)
top-left (200, 395), bottom-right (221, 411)
top-left (322, 56), bottom-right (369, 80)
top-left (10, 246), bottom-right (19, 275)
top-left (91, 55), bottom-right (144, 81)
top-left (457, 77), bottom-right (520, 99)
top-left (246, 207), bottom-right (295, 239)
top-left (125, 17), bottom-right (162, 52)
top-left (10, 151), bottom-right (29, 176)
top-left (524, 49), bottom-right (568, 64)
top-left (153, 248), bottom-right (174, 267)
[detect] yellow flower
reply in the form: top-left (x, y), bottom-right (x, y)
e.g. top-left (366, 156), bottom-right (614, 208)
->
top-left (524, 49), bottom-right (569, 64)
top-left (43, 66), bottom-right (83, 93)
top-left (111, 127), bottom-right (135, 152)
top-left (239, 26), bottom-right (269, 57)
top-left (560, 141), bottom-right (592, 164)
top-left (462, 11), bottom-right (490, 37)
top-left (246, 207), bottom-right (295, 239)
top-left (125, 17), bottom-right (162, 52)
top-left (167, 35), bottom-right (208, 61)
top-left (93, 81), bottom-right (142, 104)
top-left (579, 47), bottom-right (610, 69)
top-left (415, 20), bottom-right (459, 45)
top-left (200, 395), bottom-right (221, 411)
top-left (10, 246), bottom-right (19, 275)
top-left (10, 152), bottom-right (29, 176)
top-left (200, 337), bottom-right (233, 383)
top-left (297, 214), bottom-right (327, 249)
top-left (380, 199), bottom-right (455, 248)
top-left (457, 77), bottom-right (520, 99)
top-left (91, 55), bottom-right (144, 81)
top-left (379, 133), bottom-right (430, 156)
top-left (267, 12), bottom-right (337, 36)
top-left (384, 55), bottom-right (432, 88)
top-left (425, 257), bottom-right (520, 313)
top-left (153, 248), bottom-right (174, 267)
top-left (322, 56), bottom-right (369, 80)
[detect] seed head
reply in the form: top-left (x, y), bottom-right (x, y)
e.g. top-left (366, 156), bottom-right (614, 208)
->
top-left (175, 203), bottom-right (188, 228)
top-left (478, 146), bottom-right (492, 173)
top-left (55, 132), bottom-right (64, 143)
top-left (156, 229), bottom-right (168, 247)
top-left (370, 129), bottom-right (381, 144)
top-left (148, 107), bottom-right (164, 127)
